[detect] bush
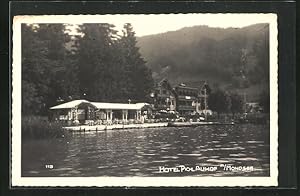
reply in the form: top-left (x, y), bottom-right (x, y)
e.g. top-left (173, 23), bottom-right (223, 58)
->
top-left (22, 116), bottom-right (67, 139)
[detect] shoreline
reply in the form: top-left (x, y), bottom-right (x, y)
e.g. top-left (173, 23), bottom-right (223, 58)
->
top-left (63, 121), bottom-right (235, 132)
top-left (63, 122), bottom-right (169, 132)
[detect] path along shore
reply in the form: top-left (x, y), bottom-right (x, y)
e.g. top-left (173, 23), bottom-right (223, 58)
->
top-left (63, 121), bottom-right (235, 132)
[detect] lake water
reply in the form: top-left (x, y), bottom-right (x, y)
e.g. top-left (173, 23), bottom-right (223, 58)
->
top-left (22, 124), bottom-right (270, 177)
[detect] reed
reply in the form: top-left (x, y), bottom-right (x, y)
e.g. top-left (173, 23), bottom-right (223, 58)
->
top-left (22, 116), bottom-right (67, 139)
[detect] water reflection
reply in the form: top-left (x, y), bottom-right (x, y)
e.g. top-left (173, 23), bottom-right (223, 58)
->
top-left (22, 124), bottom-right (270, 177)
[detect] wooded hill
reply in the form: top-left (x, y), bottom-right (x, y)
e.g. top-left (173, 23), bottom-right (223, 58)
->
top-left (137, 23), bottom-right (270, 101)
top-left (22, 23), bottom-right (153, 115)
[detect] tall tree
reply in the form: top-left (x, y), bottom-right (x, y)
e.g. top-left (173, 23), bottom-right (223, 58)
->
top-left (22, 24), bottom-right (78, 115)
top-left (75, 23), bottom-right (120, 101)
top-left (259, 90), bottom-right (270, 113)
top-left (228, 92), bottom-right (243, 117)
top-left (208, 89), bottom-right (231, 117)
top-left (36, 24), bottom-right (78, 106)
top-left (22, 24), bottom-right (53, 115)
top-left (119, 23), bottom-right (154, 102)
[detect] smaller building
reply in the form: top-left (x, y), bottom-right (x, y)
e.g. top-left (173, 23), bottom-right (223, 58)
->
top-left (152, 79), bottom-right (176, 112)
top-left (245, 102), bottom-right (263, 113)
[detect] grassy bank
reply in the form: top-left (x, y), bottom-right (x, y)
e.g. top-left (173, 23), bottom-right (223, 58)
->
top-left (22, 116), bottom-right (68, 139)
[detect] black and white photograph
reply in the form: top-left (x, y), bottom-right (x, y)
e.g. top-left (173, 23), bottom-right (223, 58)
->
top-left (11, 14), bottom-right (278, 187)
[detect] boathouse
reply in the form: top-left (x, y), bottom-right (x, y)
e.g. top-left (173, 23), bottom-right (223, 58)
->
top-left (50, 100), bottom-right (152, 125)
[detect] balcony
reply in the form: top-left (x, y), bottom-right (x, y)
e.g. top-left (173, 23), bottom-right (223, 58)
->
top-left (156, 94), bottom-right (174, 98)
top-left (155, 104), bottom-right (169, 110)
top-left (177, 105), bottom-right (196, 111)
top-left (177, 95), bottom-right (197, 100)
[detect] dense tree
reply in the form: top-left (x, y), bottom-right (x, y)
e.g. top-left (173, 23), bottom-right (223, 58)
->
top-left (201, 82), bottom-right (211, 95)
top-left (75, 23), bottom-right (119, 101)
top-left (208, 89), bottom-right (231, 117)
top-left (22, 80), bottom-right (42, 115)
top-left (22, 24), bottom-right (79, 115)
top-left (258, 90), bottom-right (270, 113)
top-left (119, 23), bottom-right (154, 102)
top-left (22, 24), bottom-right (56, 115)
top-left (22, 22), bottom-right (154, 115)
top-left (228, 92), bottom-right (244, 117)
top-left (74, 23), bottom-right (153, 103)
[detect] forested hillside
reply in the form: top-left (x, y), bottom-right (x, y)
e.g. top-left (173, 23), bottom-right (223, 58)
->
top-left (137, 24), bottom-right (269, 101)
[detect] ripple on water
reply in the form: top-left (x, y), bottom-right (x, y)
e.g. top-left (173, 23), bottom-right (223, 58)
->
top-left (130, 168), bottom-right (140, 172)
top-left (142, 153), bottom-right (157, 156)
top-left (219, 133), bottom-right (228, 137)
top-left (217, 147), bottom-right (245, 151)
top-left (230, 157), bottom-right (259, 161)
top-left (206, 159), bottom-right (230, 163)
top-left (229, 153), bottom-right (247, 157)
top-left (161, 156), bottom-right (179, 159)
top-left (53, 167), bottom-right (73, 171)
top-left (28, 171), bottom-right (39, 174)
top-left (151, 160), bottom-right (169, 163)
top-left (197, 156), bottom-right (208, 160)
top-left (97, 166), bottom-right (109, 169)
top-left (196, 145), bottom-right (208, 148)
top-left (199, 148), bottom-right (215, 152)
top-left (22, 125), bottom-right (270, 177)
top-left (246, 141), bottom-right (264, 144)
top-left (68, 170), bottom-right (81, 174)
top-left (177, 153), bottom-right (202, 156)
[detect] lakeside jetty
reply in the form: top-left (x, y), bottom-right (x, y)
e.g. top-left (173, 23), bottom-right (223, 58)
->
top-left (63, 121), bottom-right (235, 132)
top-left (64, 122), bottom-right (169, 132)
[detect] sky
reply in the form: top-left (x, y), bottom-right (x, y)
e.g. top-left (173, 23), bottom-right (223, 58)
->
top-left (90, 14), bottom-right (273, 37)
top-left (20, 14), bottom-right (276, 37)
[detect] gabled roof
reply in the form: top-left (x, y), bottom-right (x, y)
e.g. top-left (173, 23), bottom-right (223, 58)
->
top-left (50, 100), bottom-right (89, 109)
top-left (50, 100), bottom-right (150, 110)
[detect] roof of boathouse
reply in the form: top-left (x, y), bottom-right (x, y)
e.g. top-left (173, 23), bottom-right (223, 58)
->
top-left (91, 102), bottom-right (149, 110)
top-left (50, 100), bottom-right (149, 110)
top-left (50, 100), bottom-right (90, 109)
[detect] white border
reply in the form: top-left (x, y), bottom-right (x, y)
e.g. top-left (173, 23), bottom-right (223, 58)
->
top-left (11, 14), bottom-right (278, 187)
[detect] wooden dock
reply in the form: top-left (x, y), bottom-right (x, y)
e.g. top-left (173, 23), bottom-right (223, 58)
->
top-left (63, 122), bottom-right (169, 132)
top-left (63, 121), bottom-right (234, 132)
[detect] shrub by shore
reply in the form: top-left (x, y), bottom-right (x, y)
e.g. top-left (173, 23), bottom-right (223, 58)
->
top-left (22, 116), bottom-right (68, 139)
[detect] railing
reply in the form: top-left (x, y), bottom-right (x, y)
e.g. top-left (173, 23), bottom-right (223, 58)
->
top-left (155, 104), bottom-right (168, 109)
top-left (177, 105), bottom-right (196, 110)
